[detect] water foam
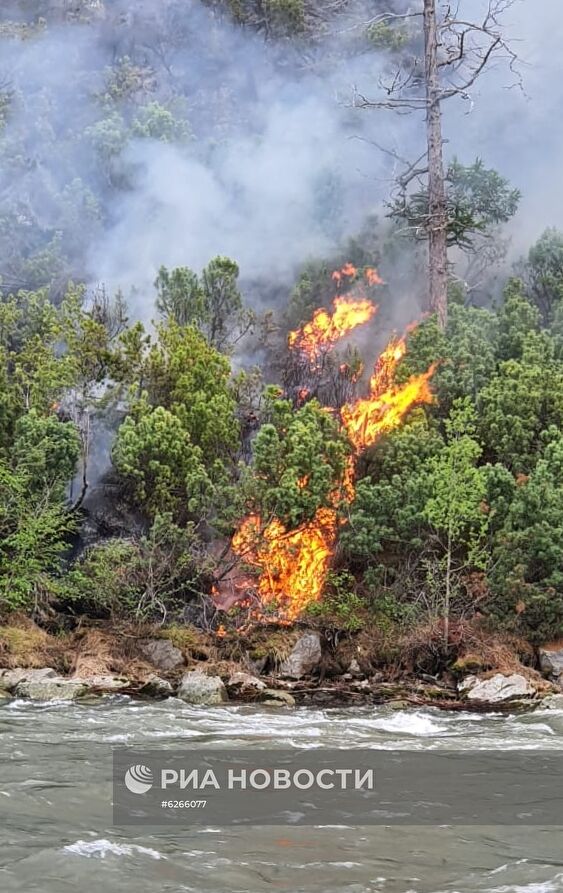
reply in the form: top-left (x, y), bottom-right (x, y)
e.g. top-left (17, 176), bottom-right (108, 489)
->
top-left (63, 839), bottom-right (165, 859)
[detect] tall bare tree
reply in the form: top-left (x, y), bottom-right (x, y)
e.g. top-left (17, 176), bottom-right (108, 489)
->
top-left (355, 0), bottom-right (520, 329)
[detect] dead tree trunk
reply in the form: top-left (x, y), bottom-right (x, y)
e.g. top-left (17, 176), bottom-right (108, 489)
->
top-left (423, 0), bottom-right (448, 330)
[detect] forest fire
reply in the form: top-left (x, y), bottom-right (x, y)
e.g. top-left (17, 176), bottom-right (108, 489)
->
top-left (288, 296), bottom-right (376, 362)
top-left (232, 510), bottom-right (338, 622)
top-left (288, 265), bottom-right (380, 362)
top-left (229, 265), bottom-right (436, 621)
top-left (341, 339), bottom-right (437, 452)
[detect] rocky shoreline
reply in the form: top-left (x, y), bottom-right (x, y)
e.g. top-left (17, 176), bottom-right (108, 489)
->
top-left (1, 623), bottom-right (563, 712)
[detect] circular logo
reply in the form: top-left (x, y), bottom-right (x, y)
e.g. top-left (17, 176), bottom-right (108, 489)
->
top-left (124, 764), bottom-right (153, 794)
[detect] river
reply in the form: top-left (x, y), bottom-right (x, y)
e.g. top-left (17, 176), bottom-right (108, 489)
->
top-left (2, 698), bottom-right (563, 892)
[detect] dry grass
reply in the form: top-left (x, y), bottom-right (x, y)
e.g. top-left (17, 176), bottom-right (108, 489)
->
top-left (247, 628), bottom-right (300, 667)
top-left (0, 615), bottom-right (71, 670)
top-left (397, 618), bottom-right (536, 678)
top-left (157, 625), bottom-right (211, 661)
top-left (69, 628), bottom-right (155, 680)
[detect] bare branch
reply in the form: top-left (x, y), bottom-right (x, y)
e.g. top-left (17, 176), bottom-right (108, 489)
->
top-left (334, 10), bottom-right (422, 36)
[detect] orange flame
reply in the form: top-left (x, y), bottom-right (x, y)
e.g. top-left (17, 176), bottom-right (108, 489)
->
top-left (230, 266), bottom-right (436, 623)
top-left (232, 510), bottom-right (337, 620)
top-left (288, 296), bottom-right (377, 361)
top-left (288, 262), bottom-right (382, 362)
top-left (342, 358), bottom-right (437, 452)
top-left (365, 267), bottom-right (384, 287)
top-left (331, 262), bottom-right (357, 284)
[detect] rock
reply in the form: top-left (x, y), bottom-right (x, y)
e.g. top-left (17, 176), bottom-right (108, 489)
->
top-left (140, 639), bottom-right (185, 672)
top-left (226, 671), bottom-right (267, 694)
top-left (14, 678), bottom-right (88, 701)
top-left (458, 673), bottom-right (536, 703)
top-left (540, 693), bottom-right (563, 710)
top-left (139, 675), bottom-right (174, 698)
top-left (458, 674), bottom-right (478, 693)
top-left (0, 667), bottom-right (57, 692)
top-left (387, 699), bottom-right (411, 710)
top-left (347, 658), bottom-right (362, 677)
top-left (279, 632), bottom-right (322, 679)
top-left (74, 675), bottom-right (130, 693)
top-left (538, 646), bottom-right (563, 680)
top-left (0, 691), bottom-right (11, 702)
top-left (177, 671), bottom-right (228, 705)
top-left (258, 688), bottom-right (296, 707)
top-left (247, 655), bottom-right (268, 675)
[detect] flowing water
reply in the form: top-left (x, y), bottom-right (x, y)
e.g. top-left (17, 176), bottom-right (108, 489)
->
top-left (2, 697), bottom-right (563, 893)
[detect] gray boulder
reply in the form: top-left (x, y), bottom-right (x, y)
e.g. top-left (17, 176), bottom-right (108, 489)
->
top-left (279, 632), bottom-right (322, 679)
top-left (538, 647), bottom-right (563, 681)
top-left (259, 688), bottom-right (296, 707)
top-left (15, 678), bottom-right (88, 701)
top-left (75, 675), bottom-right (130, 692)
top-left (177, 671), bottom-right (228, 705)
top-left (0, 667), bottom-right (57, 692)
top-left (459, 673), bottom-right (536, 703)
top-left (140, 639), bottom-right (185, 671)
top-left (139, 675), bottom-right (174, 698)
top-left (540, 693), bottom-right (563, 710)
top-left (347, 658), bottom-right (362, 677)
top-left (227, 671), bottom-right (267, 694)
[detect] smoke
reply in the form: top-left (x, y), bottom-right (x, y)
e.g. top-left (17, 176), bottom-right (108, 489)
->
top-left (90, 99), bottom-right (376, 300)
top-left (1, 0), bottom-right (561, 315)
top-left (0, 0), bottom-right (401, 315)
top-left (443, 0), bottom-right (563, 259)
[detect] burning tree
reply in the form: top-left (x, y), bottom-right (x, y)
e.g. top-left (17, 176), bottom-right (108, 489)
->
top-left (282, 263), bottom-right (380, 410)
top-left (229, 264), bottom-right (437, 621)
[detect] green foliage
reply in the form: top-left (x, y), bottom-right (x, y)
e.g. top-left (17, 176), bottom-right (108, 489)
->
top-left (422, 400), bottom-right (489, 565)
top-left (477, 355), bottom-right (563, 472)
top-left (59, 514), bottom-right (209, 620)
top-left (400, 303), bottom-right (498, 410)
top-left (101, 57), bottom-right (156, 105)
top-left (342, 410), bottom-right (443, 564)
top-left (113, 322), bottom-right (240, 524)
top-left (285, 260), bottom-right (334, 329)
top-left (496, 280), bottom-right (541, 361)
top-left (0, 441), bottom-right (78, 611)
top-left (306, 571), bottom-right (364, 631)
top-left (366, 21), bottom-right (410, 50)
top-left (156, 257), bottom-right (253, 350)
top-left (245, 391), bottom-right (350, 528)
top-left (390, 158), bottom-right (520, 250)
top-left (490, 431), bottom-right (563, 641)
top-left (155, 266), bottom-right (204, 327)
top-left (132, 102), bottom-right (191, 143)
top-left (12, 411), bottom-right (80, 494)
top-left (525, 228), bottom-right (563, 323)
top-left (263, 0), bottom-right (305, 35)
top-left (112, 403), bottom-right (212, 520)
top-left (85, 111), bottom-right (128, 163)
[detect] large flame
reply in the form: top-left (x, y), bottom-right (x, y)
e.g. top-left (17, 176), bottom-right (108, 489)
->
top-left (288, 296), bottom-right (377, 361)
top-left (342, 338), bottom-right (437, 452)
top-left (228, 265), bottom-right (436, 621)
top-left (288, 265), bottom-right (380, 362)
top-left (232, 510), bottom-right (338, 622)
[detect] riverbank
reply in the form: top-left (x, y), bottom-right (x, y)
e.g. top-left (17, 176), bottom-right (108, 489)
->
top-left (1, 615), bottom-right (561, 710)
